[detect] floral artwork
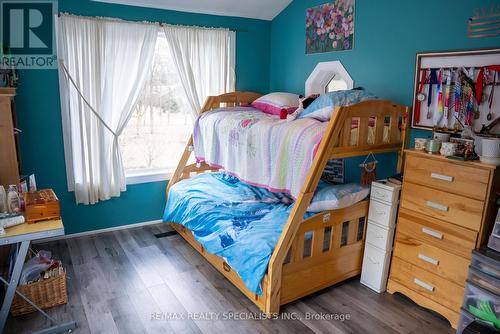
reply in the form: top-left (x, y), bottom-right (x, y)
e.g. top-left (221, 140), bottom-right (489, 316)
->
top-left (306, 0), bottom-right (355, 54)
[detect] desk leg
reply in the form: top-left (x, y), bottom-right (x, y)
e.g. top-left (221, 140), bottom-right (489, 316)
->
top-left (0, 240), bottom-right (30, 333)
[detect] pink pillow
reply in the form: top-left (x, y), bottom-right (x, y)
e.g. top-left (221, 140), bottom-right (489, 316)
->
top-left (251, 92), bottom-right (300, 116)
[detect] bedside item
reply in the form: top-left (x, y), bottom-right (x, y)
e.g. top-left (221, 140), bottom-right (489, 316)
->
top-left (440, 142), bottom-right (457, 157)
top-left (451, 137), bottom-right (475, 158)
top-left (414, 138), bottom-right (429, 151)
top-left (433, 131), bottom-right (451, 142)
top-left (387, 150), bottom-right (499, 328)
top-left (425, 139), bottom-right (441, 154)
top-left (24, 189), bottom-right (60, 223)
top-left (360, 180), bottom-right (401, 293)
top-left (0, 213), bottom-right (25, 235)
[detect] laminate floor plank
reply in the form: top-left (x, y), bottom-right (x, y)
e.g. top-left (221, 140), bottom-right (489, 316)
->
top-left (4, 223), bottom-right (455, 334)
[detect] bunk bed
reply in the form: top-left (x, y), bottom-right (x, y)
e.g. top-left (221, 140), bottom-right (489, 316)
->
top-left (164, 91), bottom-right (410, 315)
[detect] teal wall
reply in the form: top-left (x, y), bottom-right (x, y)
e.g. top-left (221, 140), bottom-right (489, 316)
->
top-left (269, 0), bottom-right (500, 182)
top-left (16, 0), bottom-right (270, 234)
top-left (16, 0), bottom-right (500, 234)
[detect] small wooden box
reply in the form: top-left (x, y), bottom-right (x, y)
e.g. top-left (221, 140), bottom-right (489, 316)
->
top-left (24, 189), bottom-right (60, 223)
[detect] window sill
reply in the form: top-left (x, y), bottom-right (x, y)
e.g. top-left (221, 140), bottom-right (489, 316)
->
top-left (125, 169), bottom-right (173, 185)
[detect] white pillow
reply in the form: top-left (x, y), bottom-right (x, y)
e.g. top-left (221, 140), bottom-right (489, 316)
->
top-left (307, 182), bottom-right (370, 212)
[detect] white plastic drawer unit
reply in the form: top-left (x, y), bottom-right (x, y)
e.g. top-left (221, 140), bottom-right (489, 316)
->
top-left (366, 221), bottom-right (394, 251)
top-left (370, 181), bottom-right (400, 205)
top-left (368, 198), bottom-right (398, 228)
top-left (360, 243), bottom-right (392, 293)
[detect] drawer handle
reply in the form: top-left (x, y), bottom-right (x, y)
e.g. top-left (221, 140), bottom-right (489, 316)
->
top-left (418, 253), bottom-right (439, 266)
top-left (375, 209), bottom-right (387, 215)
top-left (223, 262), bottom-right (231, 272)
top-left (421, 227), bottom-right (443, 240)
top-left (430, 173), bottom-right (454, 182)
top-left (426, 201), bottom-right (448, 212)
top-left (414, 278), bottom-right (435, 292)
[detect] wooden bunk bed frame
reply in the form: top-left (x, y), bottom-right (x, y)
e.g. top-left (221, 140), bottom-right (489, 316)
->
top-left (166, 91), bottom-right (410, 315)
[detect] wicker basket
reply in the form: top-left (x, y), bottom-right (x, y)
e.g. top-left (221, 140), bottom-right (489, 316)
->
top-left (10, 271), bottom-right (68, 316)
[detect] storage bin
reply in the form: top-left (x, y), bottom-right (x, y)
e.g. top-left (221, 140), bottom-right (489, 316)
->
top-left (471, 247), bottom-right (500, 280)
top-left (488, 235), bottom-right (500, 253)
top-left (367, 198), bottom-right (397, 228)
top-left (360, 243), bottom-right (391, 293)
top-left (468, 266), bottom-right (500, 296)
top-left (457, 307), bottom-right (498, 334)
top-left (10, 270), bottom-right (68, 316)
top-left (365, 221), bottom-right (394, 251)
top-left (462, 280), bottom-right (500, 330)
top-left (370, 181), bottom-right (400, 205)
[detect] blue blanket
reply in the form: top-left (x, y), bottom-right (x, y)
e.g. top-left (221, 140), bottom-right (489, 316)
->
top-left (163, 172), bottom-right (298, 295)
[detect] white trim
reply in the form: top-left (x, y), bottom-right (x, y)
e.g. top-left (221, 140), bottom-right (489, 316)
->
top-left (125, 169), bottom-right (172, 185)
top-left (33, 219), bottom-right (163, 243)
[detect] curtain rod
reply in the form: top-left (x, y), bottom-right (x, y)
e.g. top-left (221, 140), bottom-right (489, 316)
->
top-left (57, 12), bottom-right (247, 32)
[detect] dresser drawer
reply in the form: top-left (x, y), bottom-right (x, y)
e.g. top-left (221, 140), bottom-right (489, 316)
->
top-left (360, 243), bottom-right (392, 293)
top-left (368, 199), bottom-right (397, 228)
top-left (404, 154), bottom-right (490, 200)
top-left (366, 221), bottom-right (394, 251)
top-left (397, 209), bottom-right (477, 259)
top-left (401, 182), bottom-right (483, 231)
top-left (389, 257), bottom-right (464, 312)
top-left (393, 233), bottom-right (470, 285)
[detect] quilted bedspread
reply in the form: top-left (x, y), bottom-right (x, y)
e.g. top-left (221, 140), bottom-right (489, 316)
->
top-left (193, 107), bottom-right (327, 199)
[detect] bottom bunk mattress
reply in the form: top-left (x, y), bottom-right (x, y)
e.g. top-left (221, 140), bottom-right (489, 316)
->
top-left (163, 172), bottom-right (297, 295)
top-left (163, 172), bottom-right (370, 295)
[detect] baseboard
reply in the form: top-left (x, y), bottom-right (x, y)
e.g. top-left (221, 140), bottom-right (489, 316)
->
top-left (33, 219), bottom-right (163, 243)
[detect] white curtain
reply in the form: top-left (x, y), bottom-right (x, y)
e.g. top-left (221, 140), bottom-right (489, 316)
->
top-left (163, 25), bottom-right (236, 119)
top-left (57, 15), bottom-right (158, 204)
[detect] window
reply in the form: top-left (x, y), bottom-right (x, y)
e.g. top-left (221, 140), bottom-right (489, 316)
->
top-left (325, 74), bottom-right (349, 92)
top-left (305, 61), bottom-right (353, 96)
top-left (119, 32), bottom-right (193, 183)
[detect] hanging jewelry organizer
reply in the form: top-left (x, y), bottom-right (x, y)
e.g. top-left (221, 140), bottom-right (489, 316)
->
top-left (411, 48), bottom-right (500, 135)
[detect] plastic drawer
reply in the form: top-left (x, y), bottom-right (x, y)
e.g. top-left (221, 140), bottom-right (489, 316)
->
top-left (457, 308), bottom-right (499, 334)
top-left (471, 248), bottom-right (500, 280)
top-left (468, 266), bottom-right (500, 296)
top-left (462, 280), bottom-right (500, 330)
top-left (489, 235), bottom-right (500, 253)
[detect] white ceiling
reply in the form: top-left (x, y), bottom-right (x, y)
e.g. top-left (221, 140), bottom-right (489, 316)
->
top-left (92, 0), bottom-right (292, 20)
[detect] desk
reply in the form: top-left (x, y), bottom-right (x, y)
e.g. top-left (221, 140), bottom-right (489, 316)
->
top-left (0, 219), bottom-right (76, 334)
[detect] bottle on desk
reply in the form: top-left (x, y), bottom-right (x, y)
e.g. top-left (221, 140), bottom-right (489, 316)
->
top-left (6, 185), bottom-right (20, 213)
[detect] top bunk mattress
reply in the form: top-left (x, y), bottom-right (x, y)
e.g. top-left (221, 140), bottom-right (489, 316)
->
top-left (193, 106), bottom-right (328, 199)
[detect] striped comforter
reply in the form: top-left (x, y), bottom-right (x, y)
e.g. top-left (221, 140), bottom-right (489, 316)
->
top-left (193, 107), bottom-right (327, 198)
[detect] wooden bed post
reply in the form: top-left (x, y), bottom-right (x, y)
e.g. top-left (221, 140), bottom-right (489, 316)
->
top-left (265, 107), bottom-right (345, 314)
top-left (397, 106), bottom-right (411, 174)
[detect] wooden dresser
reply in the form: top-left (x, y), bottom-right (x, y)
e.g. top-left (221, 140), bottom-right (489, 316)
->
top-left (387, 149), bottom-right (499, 328)
top-left (0, 88), bottom-right (19, 187)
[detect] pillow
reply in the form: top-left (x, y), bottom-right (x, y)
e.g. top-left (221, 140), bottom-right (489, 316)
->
top-left (307, 182), bottom-right (370, 212)
top-left (251, 92), bottom-right (300, 116)
top-left (298, 90), bottom-right (377, 121)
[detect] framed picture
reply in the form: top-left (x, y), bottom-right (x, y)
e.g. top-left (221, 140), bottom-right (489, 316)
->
top-left (411, 48), bottom-right (500, 134)
top-left (306, 0), bottom-right (355, 54)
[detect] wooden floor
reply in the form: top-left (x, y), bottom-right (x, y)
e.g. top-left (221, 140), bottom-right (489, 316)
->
top-left (6, 223), bottom-right (455, 334)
